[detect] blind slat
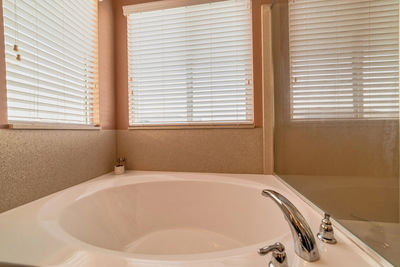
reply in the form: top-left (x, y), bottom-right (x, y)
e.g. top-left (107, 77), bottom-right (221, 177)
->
top-left (289, 4), bottom-right (398, 119)
top-left (3, 0), bottom-right (98, 125)
top-left (127, 0), bottom-right (253, 126)
top-left (8, 98), bottom-right (94, 113)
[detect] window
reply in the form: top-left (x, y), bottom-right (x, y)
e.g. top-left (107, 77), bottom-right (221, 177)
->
top-left (124, 0), bottom-right (253, 126)
top-left (2, 0), bottom-right (99, 125)
top-left (289, 0), bottom-right (399, 120)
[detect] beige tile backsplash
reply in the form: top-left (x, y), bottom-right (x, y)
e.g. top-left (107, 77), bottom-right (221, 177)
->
top-left (117, 128), bottom-right (264, 174)
top-left (0, 130), bottom-right (116, 212)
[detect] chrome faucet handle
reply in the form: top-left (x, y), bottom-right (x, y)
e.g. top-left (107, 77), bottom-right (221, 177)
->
top-left (317, 213), bottom-right (337, 244)
top-left (258, 242), bottom-right (288, 267)
top-left (262, 189), bottom-right (320, 262)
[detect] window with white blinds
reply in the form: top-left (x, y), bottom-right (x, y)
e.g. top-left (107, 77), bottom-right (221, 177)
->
top-left (2, 0), bottom-right (99, 125)
top-left (289, 0), bottom-right (399, 120)
top-left (125, 0), bottom-right (253, 126)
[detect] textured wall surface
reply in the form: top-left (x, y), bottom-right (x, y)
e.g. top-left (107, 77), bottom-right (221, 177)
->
top-left (117, 128), bottom-right (264, 174)
top-left (0, 130), bottom-right (116, 212)
top-left (280, 174), bottom-right (399, 223)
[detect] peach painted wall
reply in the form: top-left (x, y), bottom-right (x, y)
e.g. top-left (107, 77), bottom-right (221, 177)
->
top-left (99, 0), bottom-right (116, 129)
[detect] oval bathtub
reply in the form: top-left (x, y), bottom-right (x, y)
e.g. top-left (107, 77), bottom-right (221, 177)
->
top-left (0, 171), bottom-right (378, 267)
top-left (39, 174), bottom-right (290, 262)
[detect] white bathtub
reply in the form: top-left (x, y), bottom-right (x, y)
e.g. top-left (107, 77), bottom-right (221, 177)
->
top-left (0, 171), bottom-right (387, 266)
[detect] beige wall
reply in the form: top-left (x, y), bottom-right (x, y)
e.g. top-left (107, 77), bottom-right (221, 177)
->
top-left (0, 0), bottom-right (117, 212)
top-left (117, 128), bottom-right (264, 174)
top-left (0, 130), bottom-right (116, 212)
top-left (281, 174), bottom-right (399, 223)
top-left (275, 121), bottom-right (399, 177)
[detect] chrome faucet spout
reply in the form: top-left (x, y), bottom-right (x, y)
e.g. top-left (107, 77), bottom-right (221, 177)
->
top-left (262, 189), bottom-right (320, 262)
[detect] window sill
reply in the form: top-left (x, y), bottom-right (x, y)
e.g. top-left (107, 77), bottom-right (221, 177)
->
top-left (279, 118), bottom-right (399, 128)
top-left (128, 123), bottom-right (255, 130)
top-left (7, 123), bottom-right (101, 130)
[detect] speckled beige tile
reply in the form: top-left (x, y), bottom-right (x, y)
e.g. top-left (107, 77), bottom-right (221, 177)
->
top-left (117, 128), bottom-right (263, 174)
top-left (0, 130), bottom-right (116, 213)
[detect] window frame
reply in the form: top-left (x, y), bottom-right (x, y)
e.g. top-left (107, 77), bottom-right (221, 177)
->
top-left (124, 0), bottom-right (257, 129)
top-left (1, 0), bottom-right (100, 130)
top-left (287, 0), bottom-right (400, 123)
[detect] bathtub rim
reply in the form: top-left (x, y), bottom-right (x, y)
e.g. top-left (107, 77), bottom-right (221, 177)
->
top-left (0, 170), bottom-right (387, 267)
top-left (37, 173), bottom-right (293, 262)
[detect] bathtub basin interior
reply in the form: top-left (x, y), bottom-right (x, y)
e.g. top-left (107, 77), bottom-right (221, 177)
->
top-left (55, 180), bottom-right (288, 256)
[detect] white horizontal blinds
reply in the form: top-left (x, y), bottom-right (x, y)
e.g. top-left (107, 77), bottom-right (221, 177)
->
top-left (127, 0), bottom-right (253, 126)
top-left (289, 0), bottom-right (399, 120)
top-left (2, 0), bottom-right (99, 125)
